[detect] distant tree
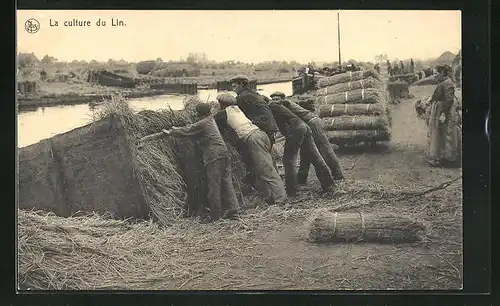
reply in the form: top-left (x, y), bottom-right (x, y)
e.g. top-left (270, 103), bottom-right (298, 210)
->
top-left (374, 54), bottom-right (388, 62)
top-left (136, 60), bottom-right (157, 74)
top-left (17, 52), bottom-right (39, 68)
top-left (41, 55), bottom-right (57, 64)
top-left (70, 60), bottom-right (80, 66)
top-left (79, 60), bottom-right (88, 65)
top-left (186, 52), bottom-right (208, 65)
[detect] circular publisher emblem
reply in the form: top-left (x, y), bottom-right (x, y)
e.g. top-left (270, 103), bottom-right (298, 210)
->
top-left (25, 18), bottom-right (40, 34)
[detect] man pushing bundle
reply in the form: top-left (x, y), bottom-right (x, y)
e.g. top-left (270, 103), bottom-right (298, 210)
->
top-left (266, 93), bottom-right (335, 196)
top-left (215, 93), bottom-right (287, 205)
top-left (270, 91), bottom-right (345, 183)
top-left (138, 103), bottom-right (239, 223)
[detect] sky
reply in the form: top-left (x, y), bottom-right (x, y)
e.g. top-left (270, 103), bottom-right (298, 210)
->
top-left (16, 10), bottom-right (461, 64)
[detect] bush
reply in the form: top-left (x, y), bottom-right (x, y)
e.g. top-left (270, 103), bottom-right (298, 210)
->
top-left (136, 60), bottom-right (157, 75)
top-left (18, 53), bottom-right (39, 68)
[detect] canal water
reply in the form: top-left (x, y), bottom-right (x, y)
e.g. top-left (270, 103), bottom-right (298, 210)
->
top-left (17, 82), bottom-right (292, 148)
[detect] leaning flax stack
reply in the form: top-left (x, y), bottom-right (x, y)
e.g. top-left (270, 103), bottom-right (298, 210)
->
top-left (314, 68), bottom-right (392, 146)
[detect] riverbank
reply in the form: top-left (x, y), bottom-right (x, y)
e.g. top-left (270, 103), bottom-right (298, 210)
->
top-left (17, 88), bottom-right (183, 110)
top-left (17, 76), bottom-right (293, 110)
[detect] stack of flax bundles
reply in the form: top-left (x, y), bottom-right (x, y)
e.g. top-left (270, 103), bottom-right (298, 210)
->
top-left (313, 68), bottom-right (392, 146)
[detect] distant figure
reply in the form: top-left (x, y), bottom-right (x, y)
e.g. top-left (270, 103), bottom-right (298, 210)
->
top-left (400, 61), bottom-right (405, 74)
top-left (374, 63), bottom-right (380, 74)
top-left (410, 58), bottom-right (415, 73)
top-left (40, 69), bottom-right (47, 81)
top-left (393, 61), bottom-right (399, 75)
top-left (387, 60), bottom-right (392, 76)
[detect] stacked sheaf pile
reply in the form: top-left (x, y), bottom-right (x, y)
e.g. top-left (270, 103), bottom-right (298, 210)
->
top-left (313, 69), bottom-right (392, 146)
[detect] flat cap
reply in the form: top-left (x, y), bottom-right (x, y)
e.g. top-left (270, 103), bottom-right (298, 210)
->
top-left (436, 64), bottom-right (452, 72)
top-left (270, 91), bottom-right (286, 98)
top-left (216, 93), bottom-right (237, 105)
top-left (195, 102), bottom-right (212, 115)
top-left (228, 75), bottom-right (250, 83)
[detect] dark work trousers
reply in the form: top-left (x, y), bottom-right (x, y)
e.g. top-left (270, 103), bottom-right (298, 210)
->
top-left (205, 157), bottom-right (240, 220)
top-left (283, 123), bottom-right (334, 196)
top-left (298, 117), bottom-right (345, 184)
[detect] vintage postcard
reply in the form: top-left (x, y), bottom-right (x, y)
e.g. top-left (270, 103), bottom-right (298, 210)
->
top-left (16, 10), bottom-right (462, 291)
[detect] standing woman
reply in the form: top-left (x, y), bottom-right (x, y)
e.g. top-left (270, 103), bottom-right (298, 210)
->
top-left (426, 64), bottom-right (461, 167)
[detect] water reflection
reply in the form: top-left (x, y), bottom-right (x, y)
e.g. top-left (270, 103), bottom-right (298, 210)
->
top-left (17, 81), bottom-right (292, 148)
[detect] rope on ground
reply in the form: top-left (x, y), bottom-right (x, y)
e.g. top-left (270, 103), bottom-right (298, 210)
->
top-left (411, 175), bottom-right (462, 197)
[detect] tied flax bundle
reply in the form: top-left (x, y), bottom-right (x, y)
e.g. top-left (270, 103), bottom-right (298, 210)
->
top-left (316, 68), bottom-right (382, 89)
top-left (318, 103), bottom-right (386, 118)
top-left (305, 210), bottom-right (427, 243)
top-left (323, 116), bottom-right (389, 131)
top-left (325, 129), bottom-right (391, 144)
top-left (315, 88), bottom-right (386, 105)
top-left (315, 77), bottom-right (384, 97)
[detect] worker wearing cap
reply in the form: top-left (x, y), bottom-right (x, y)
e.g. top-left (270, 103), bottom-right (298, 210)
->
top-left (228, 75), bottom-right (279, 148)
top-left (266, 93), bottom-right (334, 196)
top-left (270, 91), bottom-right (344, 183)
top-left (215, 93), bottom-right (287, 205)
top-left (144, 103), bottom-right (239, 222)
top-left (399, 61), bottom-right (405, 74)
top-left (426, 64), bottom-right (461, 167)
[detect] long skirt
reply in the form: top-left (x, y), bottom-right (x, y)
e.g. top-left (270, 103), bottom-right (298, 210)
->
top-left (427, 101), bottom-right (461, 167)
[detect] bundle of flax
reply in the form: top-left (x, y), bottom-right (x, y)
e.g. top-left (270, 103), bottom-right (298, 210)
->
top-left (97, 96), bottom-right (189, 225)
top-left (325, 129), bottom-right (391, 144)
top-left (305, 210), bottom-right (426, 243)
top-left (318, 103), bottom-right (387, 118)
top-left (322, 116), bottom-right (389, 131)
top-left (316, 68), bottom-right (382, 89)
top-left (315, 88), bottom-right (386, 105)
top-left (315, 77), bottom-right (384, 96)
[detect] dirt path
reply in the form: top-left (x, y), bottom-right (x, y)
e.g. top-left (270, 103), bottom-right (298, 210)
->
top-left (169, 85), bottom-right (462, 290)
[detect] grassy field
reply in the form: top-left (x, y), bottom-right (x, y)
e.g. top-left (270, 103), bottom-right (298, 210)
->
top-left (18, 84), bottom-right (463, 290)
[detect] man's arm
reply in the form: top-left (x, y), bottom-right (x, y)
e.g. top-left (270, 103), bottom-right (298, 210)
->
top-left (169, 118), bottom-right (208, 137)
top-left (271, 103), bottom-right (299, 122)
top-left (213, 110), bottom-right (229, 133)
